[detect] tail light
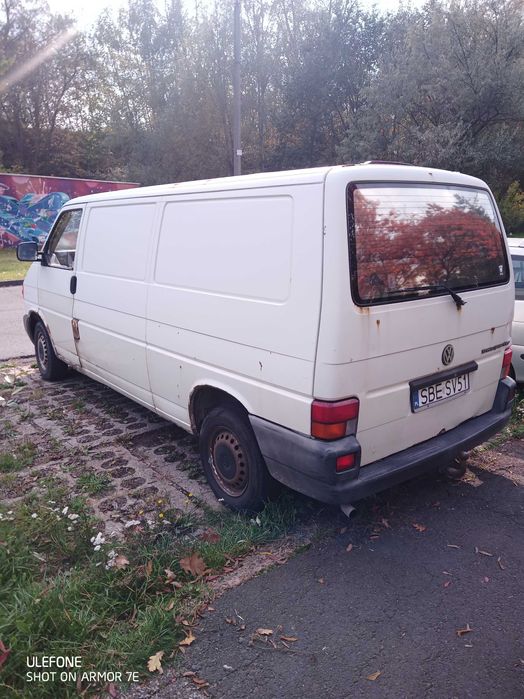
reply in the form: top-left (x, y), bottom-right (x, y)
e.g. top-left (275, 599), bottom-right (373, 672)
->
top-left (501, 347), bottom-right (512, 379)
top-left (311, 398), bottom-right (359, 440)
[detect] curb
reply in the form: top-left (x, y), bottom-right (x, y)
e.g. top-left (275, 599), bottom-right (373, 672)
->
top-left (0, 280), bottom-right (23, 288)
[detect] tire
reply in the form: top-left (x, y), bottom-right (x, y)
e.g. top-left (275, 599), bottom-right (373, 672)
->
top-left (199, 405), bottom-right (273, 512)
top-left (33, 321), bottom-right (68, 381)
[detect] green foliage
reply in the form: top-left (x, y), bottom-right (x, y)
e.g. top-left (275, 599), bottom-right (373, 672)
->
top-left (499, 182), bottom-right (524, 236)
top-left (0, 0), bottom-right (523, 188)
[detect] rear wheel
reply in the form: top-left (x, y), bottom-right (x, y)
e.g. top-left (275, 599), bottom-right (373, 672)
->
top-left (199, 405), bottom-right (273, 512)
top-left (34, 321), bottom-right (68, 381)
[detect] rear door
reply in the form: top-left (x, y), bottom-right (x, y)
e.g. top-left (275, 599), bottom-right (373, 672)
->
top-left (38, 208), bottom-right (83, 368)
top-left (316, 168), bottom-right (514, 466)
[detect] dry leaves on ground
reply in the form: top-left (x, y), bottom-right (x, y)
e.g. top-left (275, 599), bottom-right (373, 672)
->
top-left (147, 650), bottom-right (164, 674)
top-left (256, 628), bottom-right (273, 636)
top-left (0, 640), bottom-right (10, 669)
top-left (180, 552), bottom-right (207, 578)
top-left (456, 623), bottom-right (472, 637)
top-left (412, 523), bottom-right (427, 532)
top-left (179, 630), bottom-right (196, 647)
top-left (367, 671), bottom-right (382, 681)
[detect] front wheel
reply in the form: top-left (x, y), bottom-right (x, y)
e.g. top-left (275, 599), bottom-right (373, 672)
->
top-left (33, 321), bottom-right (68, 381)
top-left (199, 405), bottom-right (273, 512)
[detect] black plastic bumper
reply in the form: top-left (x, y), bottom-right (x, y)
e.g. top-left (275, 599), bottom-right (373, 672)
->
top-left (249, 378), bottom-right (516, 505)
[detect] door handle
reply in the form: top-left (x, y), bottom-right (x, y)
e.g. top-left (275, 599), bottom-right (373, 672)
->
top-left (70, 275), bottom-right (77, 294)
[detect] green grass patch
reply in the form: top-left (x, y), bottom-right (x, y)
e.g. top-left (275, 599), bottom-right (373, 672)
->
top-left (0, 248), bottom-right (30, 282)
top-left (0, 490), bottom-right (296, 698)
top-left (483, 386), bottom-right (524, 448)
top-left (77, 472), bottom-right (112, 496)
top-left (0, 441), bottom-right (36, 473)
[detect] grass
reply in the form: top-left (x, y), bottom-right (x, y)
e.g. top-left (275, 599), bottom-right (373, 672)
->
top-left (77, 471), bottom-right (112, 495)
top-left (483, 385), bottom-right (524, 448)
top-left (0, 248), bottom-right (30, 282)
top-left (0, 488), bottom-right (297, 698)
top-left (0, 441), bottom-right (36, 473)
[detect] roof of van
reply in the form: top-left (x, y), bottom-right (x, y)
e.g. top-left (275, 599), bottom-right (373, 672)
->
top-left (65, 163), bottom-right (489, 206)
top-left (508, 238), bottom-right (524, 249)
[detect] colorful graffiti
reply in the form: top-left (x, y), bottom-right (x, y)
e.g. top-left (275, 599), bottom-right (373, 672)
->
top-left (0, 173), bottom-right (138, 248)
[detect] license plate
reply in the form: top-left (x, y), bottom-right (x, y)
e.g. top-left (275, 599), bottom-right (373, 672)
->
top-left (411, 372), bottom-right (470, 412)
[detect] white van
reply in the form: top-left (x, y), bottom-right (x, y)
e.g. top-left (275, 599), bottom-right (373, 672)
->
top-left (508, 238), bottom-right (524, 382)
top-left (18, 163), bottom-right (516, 511)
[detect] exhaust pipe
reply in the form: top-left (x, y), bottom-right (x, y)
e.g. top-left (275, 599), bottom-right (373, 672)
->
top-left (340, 503), bottom-right (356, 519)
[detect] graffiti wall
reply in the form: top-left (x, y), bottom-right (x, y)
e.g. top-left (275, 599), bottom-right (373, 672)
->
top-left (0, 173), bottom-right (138, 248)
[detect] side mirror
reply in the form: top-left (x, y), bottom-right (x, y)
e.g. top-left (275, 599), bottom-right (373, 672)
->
top-left (17, 241), bottom-right (39, 262)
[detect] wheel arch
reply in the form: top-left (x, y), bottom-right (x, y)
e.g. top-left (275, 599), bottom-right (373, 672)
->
top-left (189, 382), bottom-right (252, 435)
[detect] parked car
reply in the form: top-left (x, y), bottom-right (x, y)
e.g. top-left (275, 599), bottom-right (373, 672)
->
top-left (17, 163), bottom-right (516, 512)
top-left (508, 238), bottom-right (524, 382)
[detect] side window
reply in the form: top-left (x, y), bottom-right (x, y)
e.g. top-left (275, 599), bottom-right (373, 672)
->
top-left (512, 255), bottom-right (524, 301)
top-left (44, 209), bottom-right (82, 270)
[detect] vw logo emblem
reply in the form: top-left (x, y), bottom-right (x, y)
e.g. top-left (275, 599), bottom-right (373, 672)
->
top-left (442, 344), bottom-right (454, 366)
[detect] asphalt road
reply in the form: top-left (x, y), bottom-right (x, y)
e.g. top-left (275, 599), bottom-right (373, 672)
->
top-left (149, 445), bottom-right (524, 699)
top-left (0, 285), bottom-right (34, 361)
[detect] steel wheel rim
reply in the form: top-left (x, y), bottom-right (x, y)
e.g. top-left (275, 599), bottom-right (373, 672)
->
top-left (209, 429), bottom-right (248, 497)
top-left (36, 332), bottom-right (48, 371)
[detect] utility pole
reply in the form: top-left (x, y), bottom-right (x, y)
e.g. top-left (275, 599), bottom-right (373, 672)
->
top-left (233, 0), bottom-right (242, 176)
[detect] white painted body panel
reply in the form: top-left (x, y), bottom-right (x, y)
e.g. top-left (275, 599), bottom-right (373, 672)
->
top-left (22, 164), bottom-right (514, 474)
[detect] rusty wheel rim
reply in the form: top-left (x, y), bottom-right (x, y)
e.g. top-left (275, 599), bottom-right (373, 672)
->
top-left (209, 429), bottom-right (248, 497)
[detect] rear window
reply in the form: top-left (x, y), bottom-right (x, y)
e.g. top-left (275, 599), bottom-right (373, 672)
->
top-left (512, 253), bottom-right (524, 301)
top-left (348, 183), bottom-right (510, 305)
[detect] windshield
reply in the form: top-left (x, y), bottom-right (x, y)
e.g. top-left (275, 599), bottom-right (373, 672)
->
top-left (512, 253), bottom-right (524, 301)
top-left (348, 183), bottom-right (509, 305)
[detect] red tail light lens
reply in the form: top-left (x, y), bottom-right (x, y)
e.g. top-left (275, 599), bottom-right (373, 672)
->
top-left (311, 398), bottom-right (359, 440)
top-left (501, 347), bottom-right (512, 379)
top-left (336, 453), bottom-right (356, 472)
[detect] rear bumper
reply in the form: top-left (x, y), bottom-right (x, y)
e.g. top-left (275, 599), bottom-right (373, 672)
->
top-left (249, 378), bottom-right (516, 505)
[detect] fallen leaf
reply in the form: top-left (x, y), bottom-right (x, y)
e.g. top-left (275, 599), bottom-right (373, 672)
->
top-left (107, 682), bottom-right (118, 698)
top-left (225, 617), bottom-right (236, 625)
top-left (223, 664), bottom-right (233, 670)
top-left (482, 576), bottom-right (490, 583)
top-left (456, 624), bottom-right (472, 637)
top-left (145, 560), bottom-right (153, 577)
top-left (443, 580), bottom-right (452, 588)
top-left (497, 556), bottom-right (505, 570)
top-left (182, 671), bottom-right (196, 677)
top-left (179, 630), bottom-right (196, 647)
top-left (0, 640), bottom-right (11, 669)
top-left (381, 518), bottom-right (390, 529)
top-left (474, 547), bottom-right (493, 557)
top-left (166, 600), bottom-right (175, 611)
top-left (367, 671), bottom-right (382, 681)
top-left (318, 578), bottom-right (325, 585)
top-left (280, 636), bottom-right (298, 642)
top-left (165, 568), bottom-right (176, 583)
top-left (207, 606), bottom-right (216, 612)
top-left (256, 628), bottom-right (273, 636)
top-left (447, 544), bottom-right (460, 549)
top-left (412, 523), bottom-right (427, 532)
top-left (147, 650), bottom-right (164, 674)
top-left (114, 555), bottom-right (130, 570)
top-left (200, 528), bottom-right (221, 543)
top-left (180, 552), bottom-right (207, 578)
top-left (346, 543), bottom-right (353, 553)
top-left (443, 570), bottom-right (453, 576)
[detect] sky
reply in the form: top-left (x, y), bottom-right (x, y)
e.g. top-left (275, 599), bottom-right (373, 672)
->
top-left (47, 0), bottom-right (425, 29)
